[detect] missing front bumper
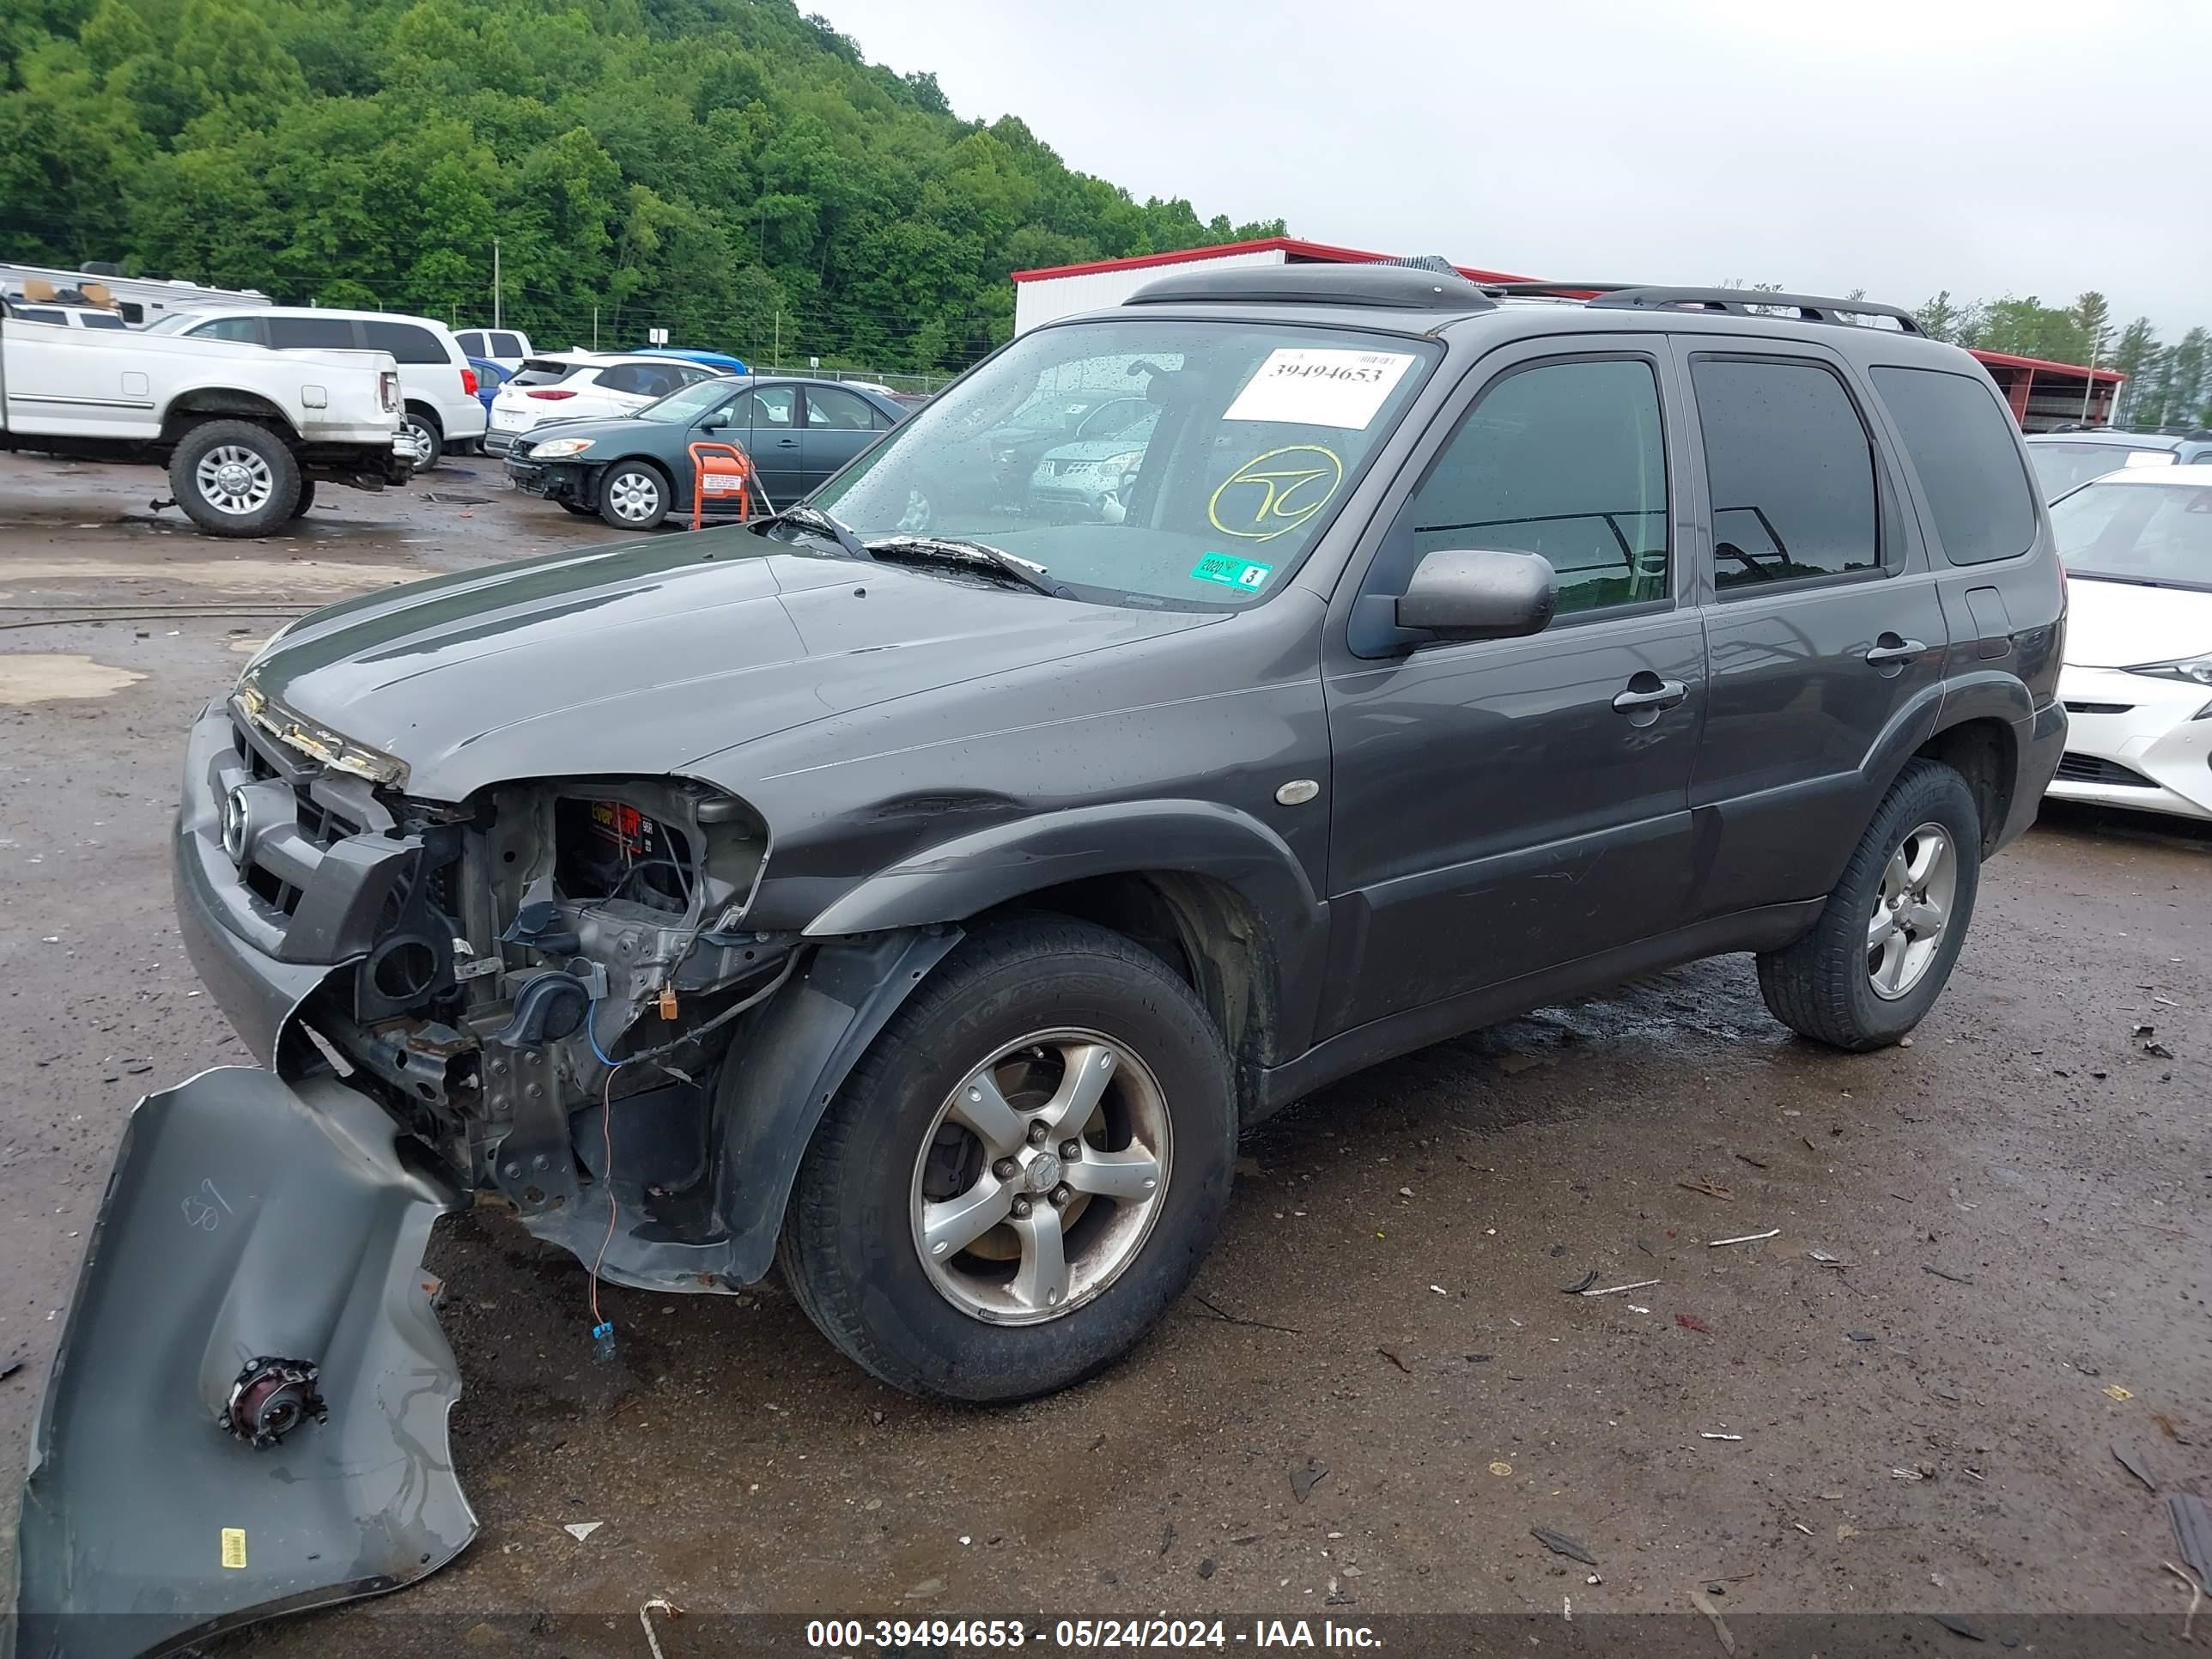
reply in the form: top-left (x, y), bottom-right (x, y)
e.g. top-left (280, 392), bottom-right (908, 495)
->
top-left (12, 1069), bottom-right (475, 1659)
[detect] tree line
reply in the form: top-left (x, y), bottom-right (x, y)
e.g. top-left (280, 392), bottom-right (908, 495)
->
top-left (0, 0), bottom-right (1279, 375)
top-left (1915, 289), bottom-right (2209, 432)
top-left (4, 0), bottom-right (2202, 416)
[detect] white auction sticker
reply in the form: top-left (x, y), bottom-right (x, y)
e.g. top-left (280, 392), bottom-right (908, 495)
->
top-left (1223, 348), bottom-right (1417, 429)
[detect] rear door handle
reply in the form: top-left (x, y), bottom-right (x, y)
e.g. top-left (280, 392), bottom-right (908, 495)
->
top-left (776, 436), bottom-right (799, 448)
top-left (1612, 677), bottom-right (1688, 714)
top-left (1864, 635), bottom-right (1926, 666)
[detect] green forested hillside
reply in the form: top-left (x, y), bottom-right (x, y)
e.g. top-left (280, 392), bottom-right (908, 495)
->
top-left (0, 0), bottom-right (1282, 373)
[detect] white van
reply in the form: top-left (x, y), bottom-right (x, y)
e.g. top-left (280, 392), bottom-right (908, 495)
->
top-left (179, 307), bottom-right (485, 468)
top-left (453, 327), bottom-right (534, 372)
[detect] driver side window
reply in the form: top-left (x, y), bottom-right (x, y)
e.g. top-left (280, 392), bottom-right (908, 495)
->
top-left (1407, 358), bottom-right (1670, 617)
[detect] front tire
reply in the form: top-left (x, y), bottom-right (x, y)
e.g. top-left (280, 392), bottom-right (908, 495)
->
top-left (598, 460), bottom-right (671, 531)
top-left (168, 421), bottom-right (301, 538)
top-left (1757, 758), bottom-right (1982, 1051)
top-left (778, 917), bottom-right (1237, 1402)
top-left (288, 478), bottom-right (317, 520)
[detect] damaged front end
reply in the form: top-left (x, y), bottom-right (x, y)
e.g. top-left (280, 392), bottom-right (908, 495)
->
top-left (18, 691), bottom-right (951, 1653)
top-left (13, 1071), bottom-right (471, 1659)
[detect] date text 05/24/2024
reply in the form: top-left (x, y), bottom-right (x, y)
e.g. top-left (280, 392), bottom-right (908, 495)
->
top-left (805, 1619), bottom-right (1382, 1650)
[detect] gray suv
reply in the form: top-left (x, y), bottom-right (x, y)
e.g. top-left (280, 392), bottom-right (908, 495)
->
top-left (20, 265), bottom-right (2066, 1649)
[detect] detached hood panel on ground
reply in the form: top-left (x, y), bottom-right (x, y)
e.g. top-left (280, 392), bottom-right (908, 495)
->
top-left (245, 532), bottom-right (1217, 800)
top-left (2063, 576), bottom-right (2212, 669)
top-left (13, 1069), bottom-right (471, 1659)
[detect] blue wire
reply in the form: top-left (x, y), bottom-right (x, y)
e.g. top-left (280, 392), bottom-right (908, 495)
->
top-left (586, 996), bottom-right (629, 1073)
top-left (585, 994), bottom-right (628, 1358)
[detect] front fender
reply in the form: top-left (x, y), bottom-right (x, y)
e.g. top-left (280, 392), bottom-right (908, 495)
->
top-left (802, 799), bottom-right (1322, 939)
top-left (800, 799), bottom-right (1328, 1057)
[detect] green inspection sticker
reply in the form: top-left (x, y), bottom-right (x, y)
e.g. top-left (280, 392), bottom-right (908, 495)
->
top-left (1189, 553), bottom-right (1274, 592)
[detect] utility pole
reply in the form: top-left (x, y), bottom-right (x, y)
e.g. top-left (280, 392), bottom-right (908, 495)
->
top-left (2079, 322), bottom-right (2107, 426)
top-left (592, 307), bottom-right (599, 351)
top-left (492, 238), bottom-right (501, 330)
top-left (773, 310), bottom-right (781, 370)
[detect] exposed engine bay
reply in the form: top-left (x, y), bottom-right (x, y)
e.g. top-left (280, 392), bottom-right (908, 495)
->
top-left (275, 750), bottom-right (811, 1279)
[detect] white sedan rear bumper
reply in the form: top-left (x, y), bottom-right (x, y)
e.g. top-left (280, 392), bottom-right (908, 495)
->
top-left (2047, 665), bottom-right (2212, 821)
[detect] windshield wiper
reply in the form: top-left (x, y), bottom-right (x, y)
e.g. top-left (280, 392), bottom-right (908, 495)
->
top-left (864, 536), bottom-right (1064, 597)
top-left (746, 504), bottom-right (870, 562)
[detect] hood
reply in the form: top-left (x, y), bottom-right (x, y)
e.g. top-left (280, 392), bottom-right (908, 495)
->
top-left (242, 532), bottom-right (1219, 800)
top-left (2063, 574), bottom-right (2212, 668)
top-left (507, 413), bottom-right (666, 450)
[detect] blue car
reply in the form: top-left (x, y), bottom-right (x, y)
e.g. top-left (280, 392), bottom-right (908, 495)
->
top-left (635, 347), bottom-right (750, 375)
top-left (466, 356), bottom-right (510, 415)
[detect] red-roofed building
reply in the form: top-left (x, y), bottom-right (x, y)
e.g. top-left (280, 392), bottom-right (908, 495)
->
top-left (1010, 239), bottom-right (2123, 428)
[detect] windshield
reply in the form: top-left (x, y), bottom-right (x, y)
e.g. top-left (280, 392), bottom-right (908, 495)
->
top-left (2028, 441), bottom-right (2175, 502)
top-left (2050, 481), bottom-right (2212, 590)
top-left (811, 319), bottom-right (1437, 609)
top-left (142, 313), bottom-right (204, 335)
top-left (635, 378), bottom-right (743, 424)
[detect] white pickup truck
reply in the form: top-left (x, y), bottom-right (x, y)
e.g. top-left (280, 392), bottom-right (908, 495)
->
top-left (0, 300), bottom-right (413, 536)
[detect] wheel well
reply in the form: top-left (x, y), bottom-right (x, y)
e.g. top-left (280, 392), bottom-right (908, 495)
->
top-left (161, 393), bottom-right (297, 443)
top-left (403, 400), bottom-right (442, 430)
top-left (981, 872), bottom-right (1278, 1070)
top-left (1915, 717), bottom-right (2014, 855)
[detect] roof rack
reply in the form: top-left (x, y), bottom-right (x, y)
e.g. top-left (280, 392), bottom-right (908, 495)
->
top-left (1577, 286), bottom-right (1922, 334)
top-left (1124, 263), bottom-right (1498, 313)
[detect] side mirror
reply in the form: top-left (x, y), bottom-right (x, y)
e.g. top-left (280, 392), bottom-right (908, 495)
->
top-left (1395, 548), bottom-right (1558, 641)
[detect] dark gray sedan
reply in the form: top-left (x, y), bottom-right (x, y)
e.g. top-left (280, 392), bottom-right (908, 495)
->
top-left (504, 376), bottom-right (908, 530)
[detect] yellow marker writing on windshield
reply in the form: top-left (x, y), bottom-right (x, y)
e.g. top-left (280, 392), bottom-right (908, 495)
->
top-left (1208, 445), bottom-right (1344, 542)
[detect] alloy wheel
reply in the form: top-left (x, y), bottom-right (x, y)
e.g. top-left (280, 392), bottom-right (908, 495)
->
top-left (193, 446), bottom-right (276, 516)
top-left (909, 1029), bottom-right (1171, 1325)
top-left (1867, 822), bottom-right (1955, 1000)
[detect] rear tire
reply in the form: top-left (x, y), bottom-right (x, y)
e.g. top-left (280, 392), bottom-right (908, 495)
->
top-left (777, 916), bottom-right (1237, 1401)
top-left (1757, 758), bottom-right (1982, 1051)
top-left (400, 407), bottom-right (443, 471)
top-left (557, 500), bottom-right (595, 517)
top-left (598, 460), bottom-right (671, 531)
top-left (169, 421), bottom-right (301, 538)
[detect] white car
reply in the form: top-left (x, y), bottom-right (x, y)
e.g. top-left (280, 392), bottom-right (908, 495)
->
top-left (453, 326), bottom-right (534, 371)
top-left (179, 307), bottom-right (485, 468)
top-left (482, 353), bottom-right (728, 456)
top-left (6, 302), bottom-right (131, 331)
top-left (2046, 464), bottom-right (2212, 821)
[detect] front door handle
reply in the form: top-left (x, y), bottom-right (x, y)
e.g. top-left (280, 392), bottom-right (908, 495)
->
top-left (1864, 635), bottom-right (1927, 667)
top-left (776, 436), bottom-right (799, 448)
top-left (1611, 677), bottom-right (1688, 714)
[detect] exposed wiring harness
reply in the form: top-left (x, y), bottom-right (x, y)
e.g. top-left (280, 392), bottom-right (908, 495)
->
top-left (577, 950), bottom-right (805, 1358)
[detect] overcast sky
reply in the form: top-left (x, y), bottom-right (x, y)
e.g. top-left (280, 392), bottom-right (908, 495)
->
top-left (817, 0), bottom-right (2209, 344)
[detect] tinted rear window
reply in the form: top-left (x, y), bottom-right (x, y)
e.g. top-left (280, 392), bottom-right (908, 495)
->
top-left (511, 359), bottom-right (581, 386)
top-left (455, 331), bottom-right (484, 355)
top-left (1692, 357), bottom-right (1880, 590)
top-left (82, 312), bottom-right (126, 329)
top-left (267, 316), bottom-right (358, 349)
top-left (362, 320), bottom-right (451, 364)
top-left (1872, 367), bottom-right (2038, 565)
top-left (490, 331), bottom-right (524, 357)
top-left (16, 307), bottom-right (65, 323)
